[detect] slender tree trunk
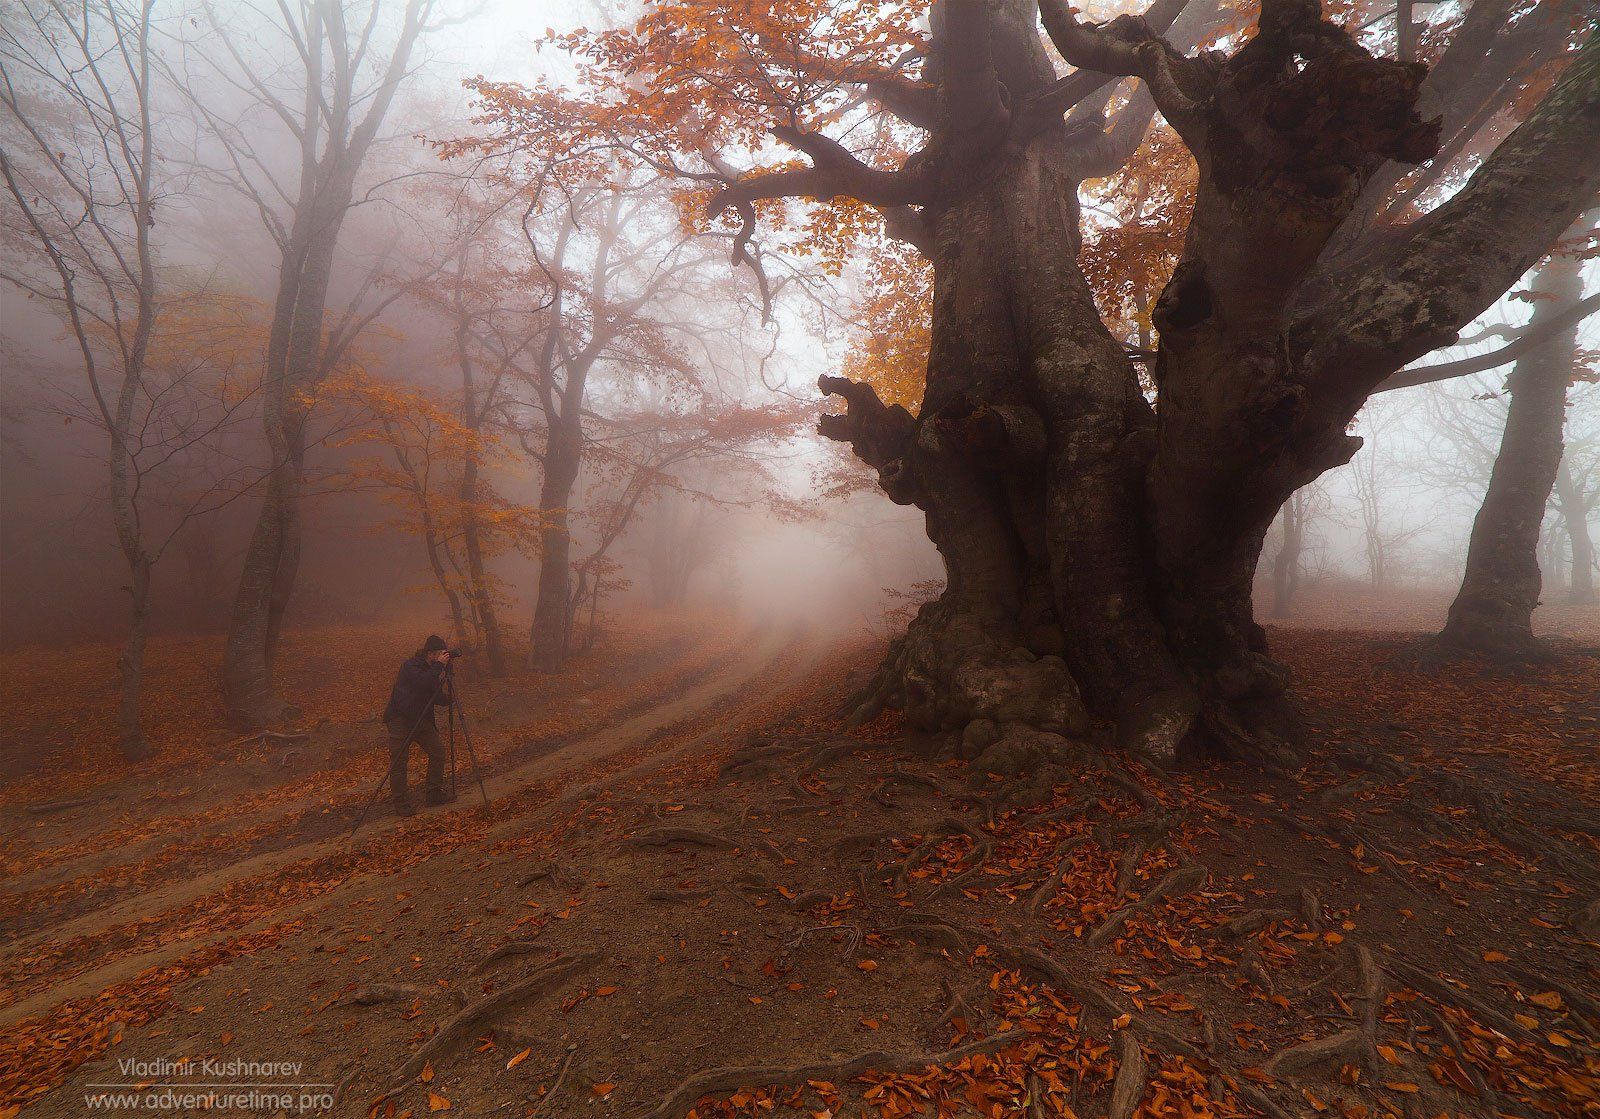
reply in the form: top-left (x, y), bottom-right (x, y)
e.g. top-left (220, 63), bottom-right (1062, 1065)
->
top-left (223, 219), bottom-right (340, 727)
top-left (529, 431), bottom-right (581, 670)
top-left (1440, 234), bottom-right (1584, 652)
top-left (116, 555), bottom-right (153, 761)
top-left (1554, 458), bottom-right (1596, 605)
top-left (1270, 494), bottom-right (1306, 619)
top-left (456, 333), bottom-right (508, 675)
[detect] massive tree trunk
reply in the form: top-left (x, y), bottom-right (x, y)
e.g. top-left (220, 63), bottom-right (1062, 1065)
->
top-left (811, 0), bottom-right (1600, 770)
top-left (1553, 457), bottom-right (1596, 606)
top-left (1439, 237), bottom-right (1585, 652)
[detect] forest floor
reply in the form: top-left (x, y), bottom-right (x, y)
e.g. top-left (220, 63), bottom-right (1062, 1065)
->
top-left (1, 595), bottom-right (1597, 1119)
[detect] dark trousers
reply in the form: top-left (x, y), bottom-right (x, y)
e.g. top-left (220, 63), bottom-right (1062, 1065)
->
top-left (386, 716), bottom-right (445, 805)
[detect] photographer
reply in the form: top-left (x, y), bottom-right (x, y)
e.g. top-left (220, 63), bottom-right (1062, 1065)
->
top-left (383, 635), bottom-right (457, 816)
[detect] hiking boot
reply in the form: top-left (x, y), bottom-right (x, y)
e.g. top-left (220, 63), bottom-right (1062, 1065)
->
top-left (393, 800), bottom-right (417, 818)
top-left (425, 789), bottom-right (457, 807)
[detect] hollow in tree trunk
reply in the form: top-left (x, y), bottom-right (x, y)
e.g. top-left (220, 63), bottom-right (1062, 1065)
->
top-left (1439, 231), bottom-right (1586, 654)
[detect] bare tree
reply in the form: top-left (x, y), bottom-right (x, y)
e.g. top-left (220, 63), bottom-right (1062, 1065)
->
top-left (1553, 440), bottom-right (1598, 605)
top-left (1266, 484), bottom-right (1327, 618)
top-left (2, 0), bottom-right (257, 755)
top-left (1440, 222), bottom-right (1593, 653)
top-left (183, 0), bottom-right (443, 727)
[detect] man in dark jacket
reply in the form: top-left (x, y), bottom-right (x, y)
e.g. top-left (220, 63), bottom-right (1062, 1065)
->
top-left (384, 635), bottom-right (456, 816)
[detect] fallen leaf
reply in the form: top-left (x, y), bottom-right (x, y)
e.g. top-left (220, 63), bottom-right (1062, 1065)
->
top-left (592, 1083), bottom-right (616, 1098)
top-left (427, 1091), bottom-right (451, 1112)
top-left (506, 1048), bottom-right (531, 1070)
top-left (420, 1062), bottom-right (435, 1084)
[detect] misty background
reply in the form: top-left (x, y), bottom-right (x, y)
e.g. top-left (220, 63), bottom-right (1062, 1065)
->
top-left (1, 0), bottom-right (1595, 653)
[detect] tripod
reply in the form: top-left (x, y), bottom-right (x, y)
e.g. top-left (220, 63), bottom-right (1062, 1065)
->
top-left (349, 659), bottom-right (490, 841)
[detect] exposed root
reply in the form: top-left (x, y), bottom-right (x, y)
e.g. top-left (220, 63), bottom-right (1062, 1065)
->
top-left (619, 827), bottom-right (733, 851)
top-left (517, 861), bottom-right (584, 891)
top-left (1025, 835), bottom-right (1089, 918)
top-left (891, 816), bottom-right (983, 894)
top-left (347, 983), bottom-right (420, 1006)
top-left (1107, 1032), bottom-right (1145, 1119)
top-left (878, 767), bottom-right (996, 825)
top-left (473, 938), bottom-right (548, 974)
top-left (936, 977), bottom-right (979, 1032)
top-left (1297, 887), bottom-right (1324, 933)
top-left (630, 1032), bottom-right (1023, 1119)
top-left (1384, 958), bottom-right (1536, 1044)
top-left (388, 952), bottom-right (597, 1087)
top-left (1214, 908), bottom-right (1290, 939)
top-left (1088, 864), bottom-right (1208, 947)
top-left (527, 1046), bottom-right (577, 1118)
top-left (1264, 1027), bottom-right (1367, 1077)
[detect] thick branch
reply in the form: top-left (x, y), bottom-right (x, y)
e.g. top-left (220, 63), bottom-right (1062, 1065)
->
top-left (1302, 29), bottom-right (1600, 405)
top-left (706, 132), bottom-right (927, 218)
top-left (817, 374), bottom-right (919, 505)
top-left (1375, 292), bottom-right (1600, 393)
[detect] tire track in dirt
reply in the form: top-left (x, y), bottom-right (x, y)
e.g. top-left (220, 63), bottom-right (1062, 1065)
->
top-left (0, 624), bottom-right (813, 1027)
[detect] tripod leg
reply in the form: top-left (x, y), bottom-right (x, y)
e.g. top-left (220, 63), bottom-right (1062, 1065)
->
top-left (349, 770), bottom-right (392, 841)
top-left (448, 703), bottom-right (458, 798)
top-left (453, 696), bottom-right (491, 808)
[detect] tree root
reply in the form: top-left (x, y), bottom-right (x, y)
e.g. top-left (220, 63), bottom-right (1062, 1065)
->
top-left (878, 768), bottom-right (995, 825)
top-left (1107, 1032), bottom-right (1145, 1119)
top-left (1214, 908), bottom-right (1290, 939)
top-left (890, 816), bottom-right (984, 894)
top-left (1383, 958), bottom-right (1535, 1043)
top-left (1298, 888), bottom-right (1323, 933)
top-left (517, 861), bottom-right (584, 891)
top-left (629, 1032), bottom-right (1023, 1119)
top-left (348, 983), bottom-right (421, 1005)
top-left (1025, 835), bottom-right (1089, 918)
top-left (473, 938), bottom-right (548, 973)
top-left (527, 1046), bottom-right (577, 1118)
top-left (1416, 1002), bottom-right (1496, 1102)
top-left (389, 952), bottom-right (597, 1087)
top-left (1087, 864), bottom-right (1208, 947)
top-left (619, 827), bottom-right (733, 851)
top-left (1264, 1027), bottom-right (1367, 1077)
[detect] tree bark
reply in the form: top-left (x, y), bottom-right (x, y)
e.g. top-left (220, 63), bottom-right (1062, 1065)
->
top-left (818, 1), bottom-right (1599, 770)
top-left (528, 448), bottom-right (579, 675)
top-left (218, 0), bottom-right (431, 728)
top-left (117, 555), bottom-right (153, 762)
top-left (456, 327), bottom-right (509, 676)
top-left (528, 434), bottom-right (579, 671)
top-left (1440, 237), bottom-right (1586, 652)
top-left (1553, 457), bottom-right (1596, 605)
top-left (1270, 492), bottom-right (1307, 619)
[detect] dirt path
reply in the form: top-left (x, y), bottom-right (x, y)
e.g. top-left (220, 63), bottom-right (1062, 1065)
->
top-left (0, 623), bottom-right (810, 1031)
top-left (5, 628), bottom-right (1597, 1119)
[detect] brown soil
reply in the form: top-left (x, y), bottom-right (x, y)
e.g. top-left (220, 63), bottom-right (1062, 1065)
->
top-left (2, 605), bottom-right (1597, 1119)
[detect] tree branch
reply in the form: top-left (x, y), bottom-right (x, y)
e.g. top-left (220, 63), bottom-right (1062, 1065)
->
top-left (1301, 28), bottom-right (1600, 407)
top-left (1375, 292), bottom-right (1600, 394)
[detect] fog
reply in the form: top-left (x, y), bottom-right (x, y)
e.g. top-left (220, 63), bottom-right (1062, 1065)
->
top-left (1, 0), bottom-right (1595, 665)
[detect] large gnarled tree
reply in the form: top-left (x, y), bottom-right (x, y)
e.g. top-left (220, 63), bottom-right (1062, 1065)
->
top-left (522, 0), bottom-right (1598, 768)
